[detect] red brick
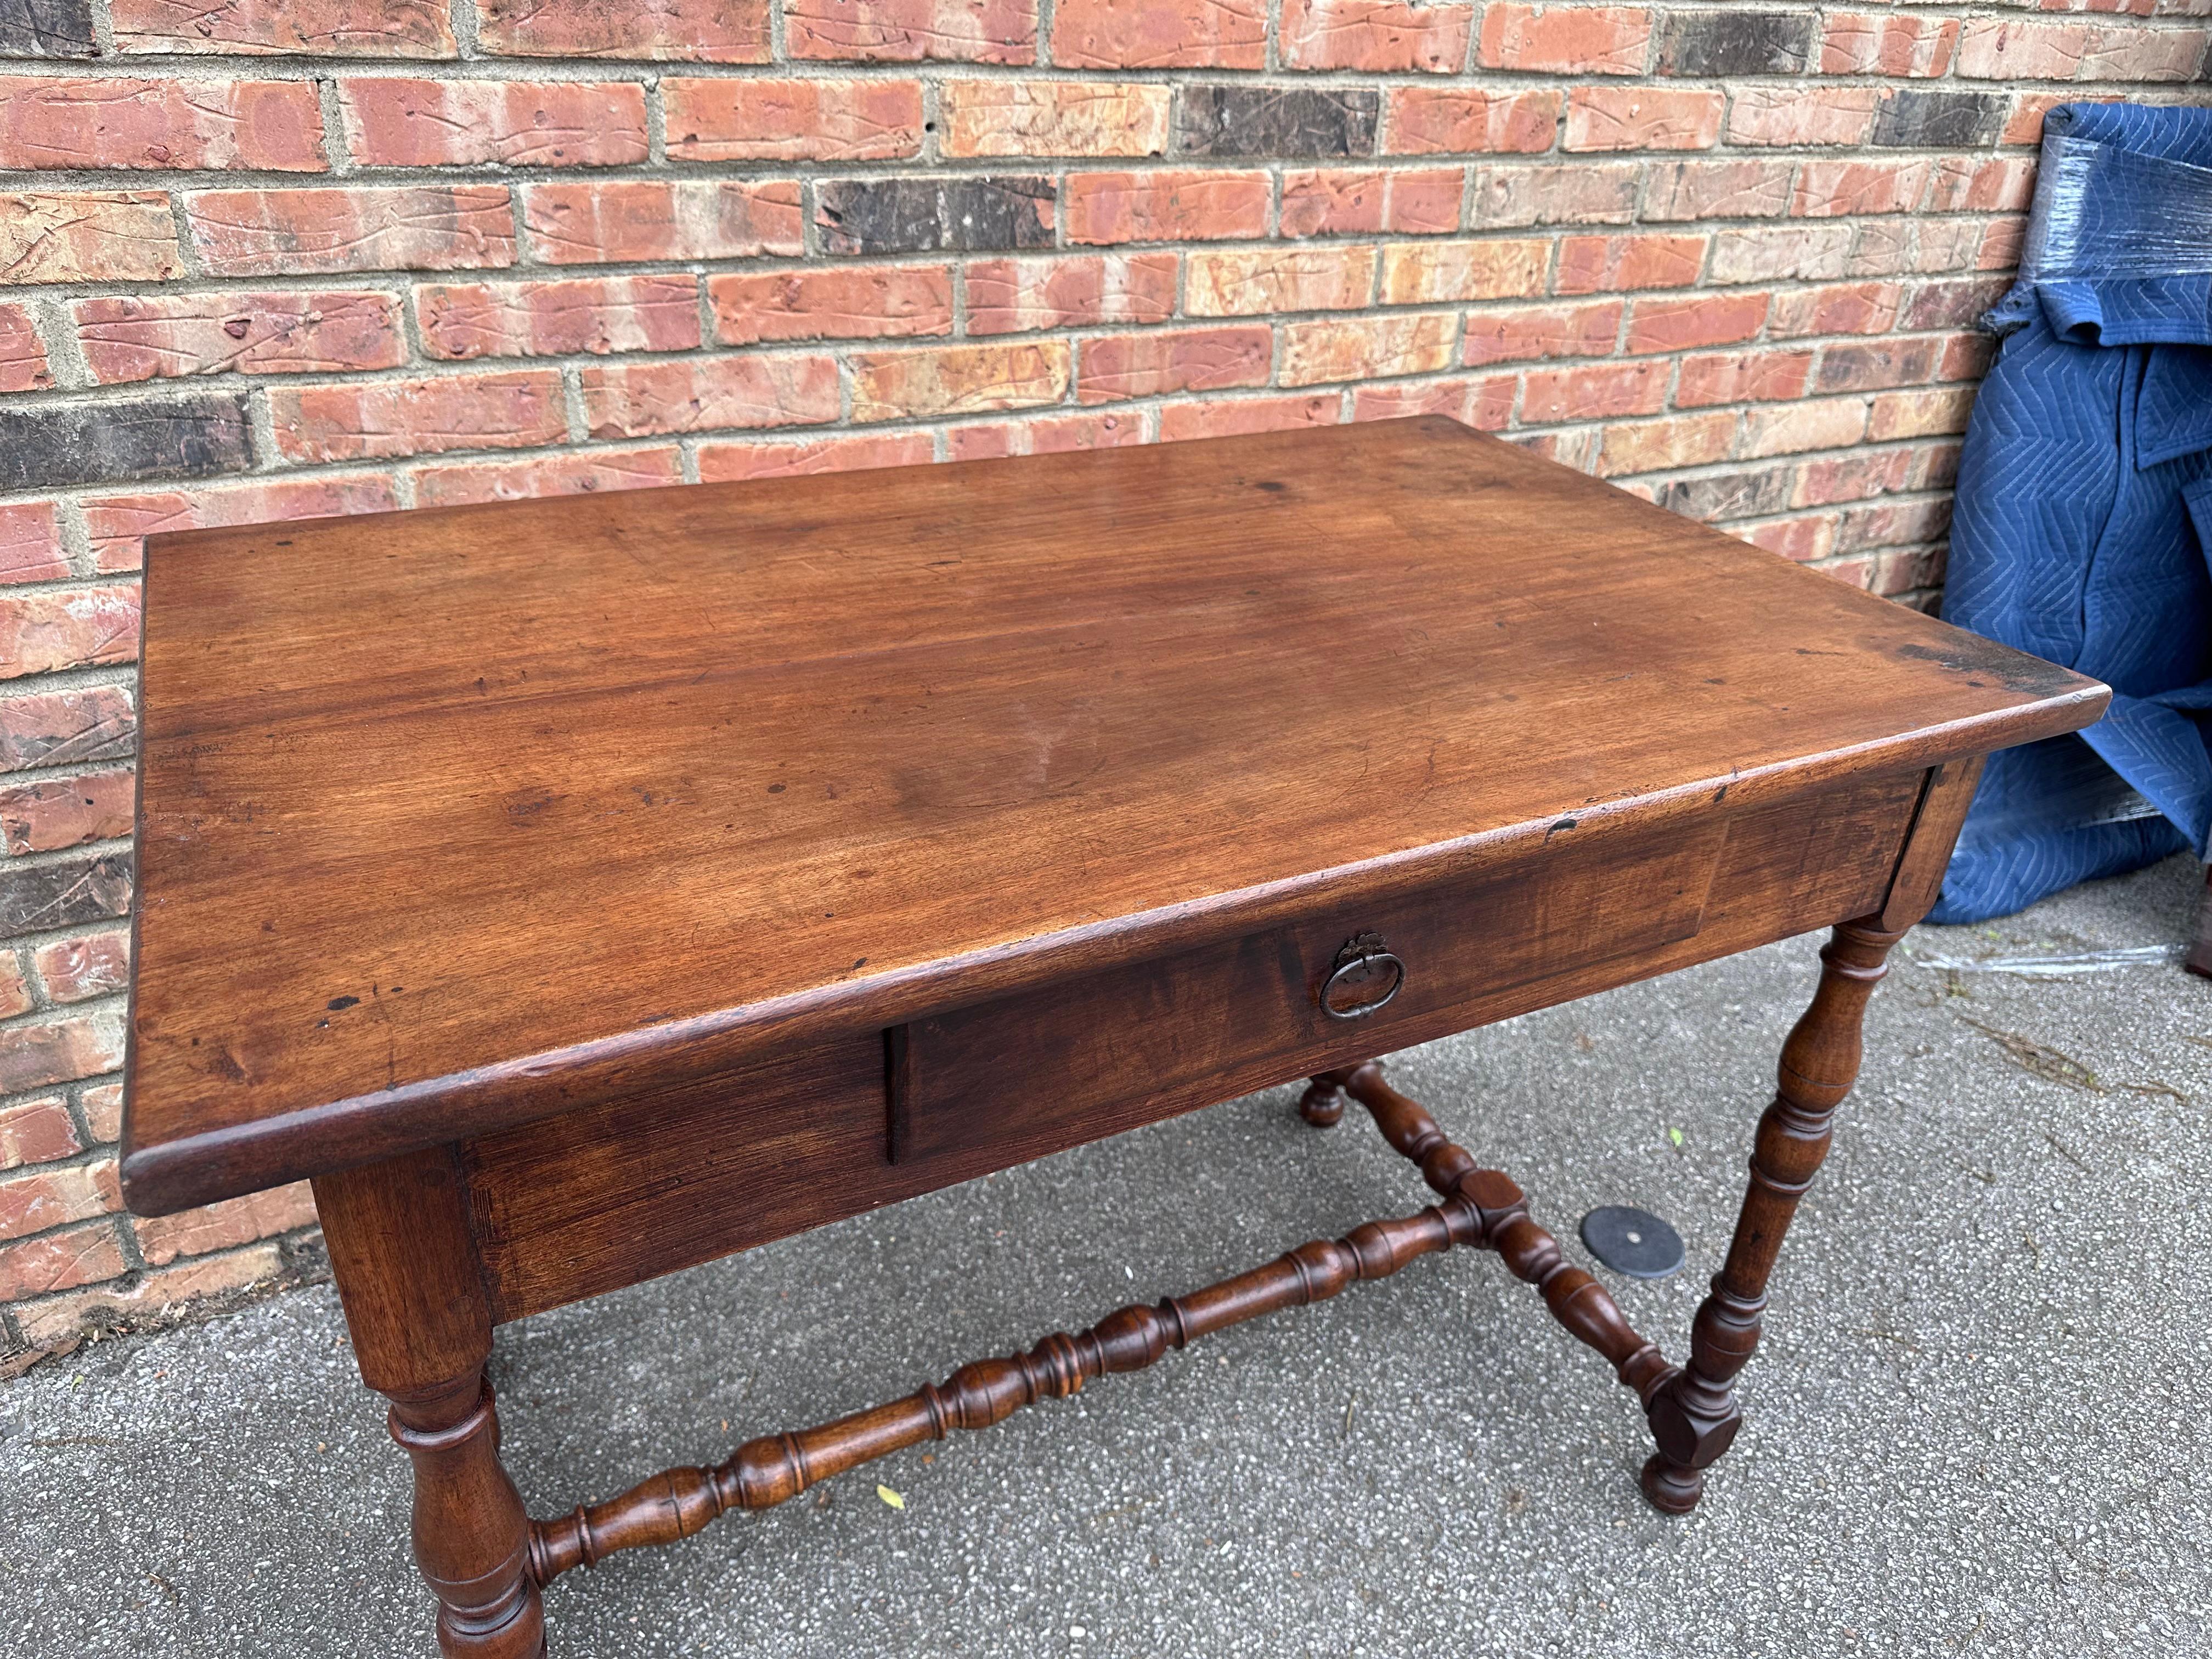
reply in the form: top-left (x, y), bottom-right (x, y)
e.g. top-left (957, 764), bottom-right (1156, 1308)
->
top-left (1837, 498), bottom-right (1953, 554)
top-left (74, 291), bottom-right (402, 385)
top-left (1725, 87), bottom-right (1878, 148)
top-left (14, 1239), bottom-right (287, 1345)
top-left (0, 953), bottom-right (25, 1019)
top-left (0, 774), bottom-right (132, 857)
top-left (1624, 291), bottom-right (1768, 353)
top-left (1507, 430), bottom-right (1597, 471)
top-left (269, 370), bottom-right (565, 464)
top-left (1472, 162), bottom-right (1639, 230)
top-left (524, 180), bottom-right (803, 264)
top-left (0, 588), bottom-right (140, 680)
top-left (1955, 19), bottom-right (2087, 80)
top-left (0, 1098), bottom-right (80, 1170)
top-left (1565, 87), bottom-right (1722, 153)
top-left (1939, 332), bottom-right (1994, 383)
top-left (1792, 161), bottom-right (1931, 219)
top-left (580, 356), bottom-right (841, 437)
top-left (943, 80), bottom-right (1169, 158)
top-left (0, 77), bottom-right (323, 172)
top-left (2002, 94), bottom-right (2078, 150)
top-left (410, 449), bottom-right (684, 509)
top-left (1769, 281), bottom-right (1902, 338)
top-left (709, 267), bottom-right (953, 345)
top-left (1741, 398), bottom-right (1869, 459)
top-left (0, 503), bottom-right (64, 586)
top-left (1741, 514), bottom-right (1838, 563)
top-left (0, 1221), bottom-right (126, 1301)
top-left (1815, 337), bottom-right (1943, 394)
top-left (1158, 394), bottom-right (1339, 443)
top-left (787, 0), bottom-right (1037, 63)
top-left (1792, 449), bottom-right (1913, 509)
top-left (2079, 24), bottom-right (2211, 82)
top-left (1640, 160), bottom-right (1793, 222)
top-left (30, 931), bottom-right (128, 1004)
top-left (1065, 171), bottom-right (1271, 244)
top-left (1, 192), bottom-right (179, 285)
top-left (338, 78), bottom-right (645, 168)
top-left (1479, 4), bottom-right (1649, 72)
top-left (0, 303), bottom-right (50, 394)
top-left (1596, 411), bottom-right (1737, 476)
top-left (0, 1016), bottom-right (123, 1094)
top-left (664, 78), bottom-right (922, 162)
top-left (1350, 374), bottom-right (1516, 430)
top-left (1709, 224), bottom-right (1856, 286)
top-left (1923, 157), bottom-right (2038, 215)
top-left (418, 276), bottom-right (699, 362)
top-left (1820, 13), bottom-right (1957, 77)
top-left (0, 1158), bottom-right (119, 1242)
top-left (80, 1084), bottom-right (122, 1144)
top-left (1379, 168), bottom-right (1468, 235)
top-left (1522, 359), bottom-right (1667, 424)
top-left (476, 0), bottom-right (767, 60)
top-left (1381, 238), bottom-right (1548, 304)
top-left (1555, 233), bottom-right (1705, 294)
top-left (81, 476), bottom-right (398, 575)
top-left (1893, 274), bottom-right (2017, 334)
top-left (1077, 325), bottom-right (1271, 404)
top-left (966, 254), bottom-right (1177, 335)
top-left (185, 187), bottom-right (514, 276)
top-left (133, 1182), bottom-right (316, 1268)
top-left (1054, 0), bottom-right (1264, 69)
top-left (0, 689), bottom-right (136, 775)
top-left (111, 0), bottom-right (456, 56)
top-left (1280, 313), bottom-right (1455, 386)
top-left (1674, 348), bottom-right (1815, 408)
top-left (1869, 387), bottom-right (1975, 441)
top-left (696, 432), bottom-right (935, 482)
top-left (850, 340), bottom-right (1070, 421)
top-left (945, 411), bottom-right (1144, 459)
top-left (1281, 0), bottom-right (1475, 73)
top-left (1188, 245), bottom-right (1375, 315)
top-left (1384, 88), bottom-right (1560, 155)
top-left (1463, 299), bottom-right (1621, 365)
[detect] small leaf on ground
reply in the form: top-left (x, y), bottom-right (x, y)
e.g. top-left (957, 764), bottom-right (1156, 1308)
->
top-left (877, 1485), bottom-right (905, 1510)
top-left (1667, 1126), bottom-right (1684, 1147)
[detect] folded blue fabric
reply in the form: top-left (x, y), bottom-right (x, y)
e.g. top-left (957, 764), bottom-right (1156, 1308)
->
top-left (1932, 101), bottom-right (2212, 923)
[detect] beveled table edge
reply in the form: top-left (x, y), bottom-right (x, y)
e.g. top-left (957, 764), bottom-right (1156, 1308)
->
top-left (119, 686), bottom-right (2105, 1219)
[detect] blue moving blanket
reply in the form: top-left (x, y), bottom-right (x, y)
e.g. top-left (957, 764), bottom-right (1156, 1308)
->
top-left (1933, 101), bottom-right (2212, 923)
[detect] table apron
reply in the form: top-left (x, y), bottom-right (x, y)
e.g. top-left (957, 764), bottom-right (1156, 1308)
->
top-left (458, 765), bottom-right (1928, 1323)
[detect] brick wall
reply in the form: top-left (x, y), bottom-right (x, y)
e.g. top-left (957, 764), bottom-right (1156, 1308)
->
top-left (1, 1), bottom-right (2207, 1363)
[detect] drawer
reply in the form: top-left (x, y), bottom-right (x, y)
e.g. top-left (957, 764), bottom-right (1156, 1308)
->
top-left (887, 769), bottom-right (1926, 1181)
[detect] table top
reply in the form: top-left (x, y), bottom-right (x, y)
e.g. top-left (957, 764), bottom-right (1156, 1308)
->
top-left (121, 417), bottom-right (2106, 1214)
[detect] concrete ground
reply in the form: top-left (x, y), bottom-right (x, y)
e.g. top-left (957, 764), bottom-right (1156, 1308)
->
top-left (5, 855), bottom-right (2209, 1658)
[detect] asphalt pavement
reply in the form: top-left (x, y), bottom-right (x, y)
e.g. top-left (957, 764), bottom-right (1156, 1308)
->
top-left (4, 854), bottom-right (2208, 1658)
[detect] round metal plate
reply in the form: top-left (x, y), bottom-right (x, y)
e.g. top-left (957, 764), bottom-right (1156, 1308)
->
top-left (1578, 1206), bottom-right (1686, 1280)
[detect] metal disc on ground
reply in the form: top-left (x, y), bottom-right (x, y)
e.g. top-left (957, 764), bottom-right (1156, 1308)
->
top-left (1579, 1206), bottom-right (1686, 1280)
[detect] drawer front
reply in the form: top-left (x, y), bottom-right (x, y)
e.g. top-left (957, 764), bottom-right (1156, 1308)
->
top-left (890, 770), bottom-right (1925, 1183)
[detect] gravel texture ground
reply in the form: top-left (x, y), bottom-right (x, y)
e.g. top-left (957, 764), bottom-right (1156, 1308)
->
top-left (5, 855), bottom-right (2208, 1658)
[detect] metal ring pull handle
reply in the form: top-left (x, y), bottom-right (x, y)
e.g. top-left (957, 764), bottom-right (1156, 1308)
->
top-left (1319, 931), bottom-right (1404, 1020)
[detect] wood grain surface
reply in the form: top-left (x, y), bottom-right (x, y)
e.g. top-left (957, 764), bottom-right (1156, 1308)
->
top-left (122, 417), bottom-right (2107, 1213)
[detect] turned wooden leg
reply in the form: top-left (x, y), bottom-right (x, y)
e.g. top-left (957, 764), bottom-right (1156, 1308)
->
top-left (1297, 1071), bottom-right (1347, 1127)
top-left (387, 1369), bottom-right (544, 1657)
top-left (314, 1148), bottom-right (547, 1657)
top-left (1641, 918), bottom-right (1903, 1514)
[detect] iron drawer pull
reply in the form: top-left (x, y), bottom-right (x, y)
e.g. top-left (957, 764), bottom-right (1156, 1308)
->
top-left (1320, 932), bottom-right (1404, 1020)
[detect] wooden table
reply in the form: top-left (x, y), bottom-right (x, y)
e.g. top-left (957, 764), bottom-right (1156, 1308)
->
top-left (121, 418), bottom-right (2106, 1656)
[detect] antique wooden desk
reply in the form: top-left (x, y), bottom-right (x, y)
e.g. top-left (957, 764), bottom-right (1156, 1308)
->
top-left (121, 419), bottom-right (2105, 1655)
